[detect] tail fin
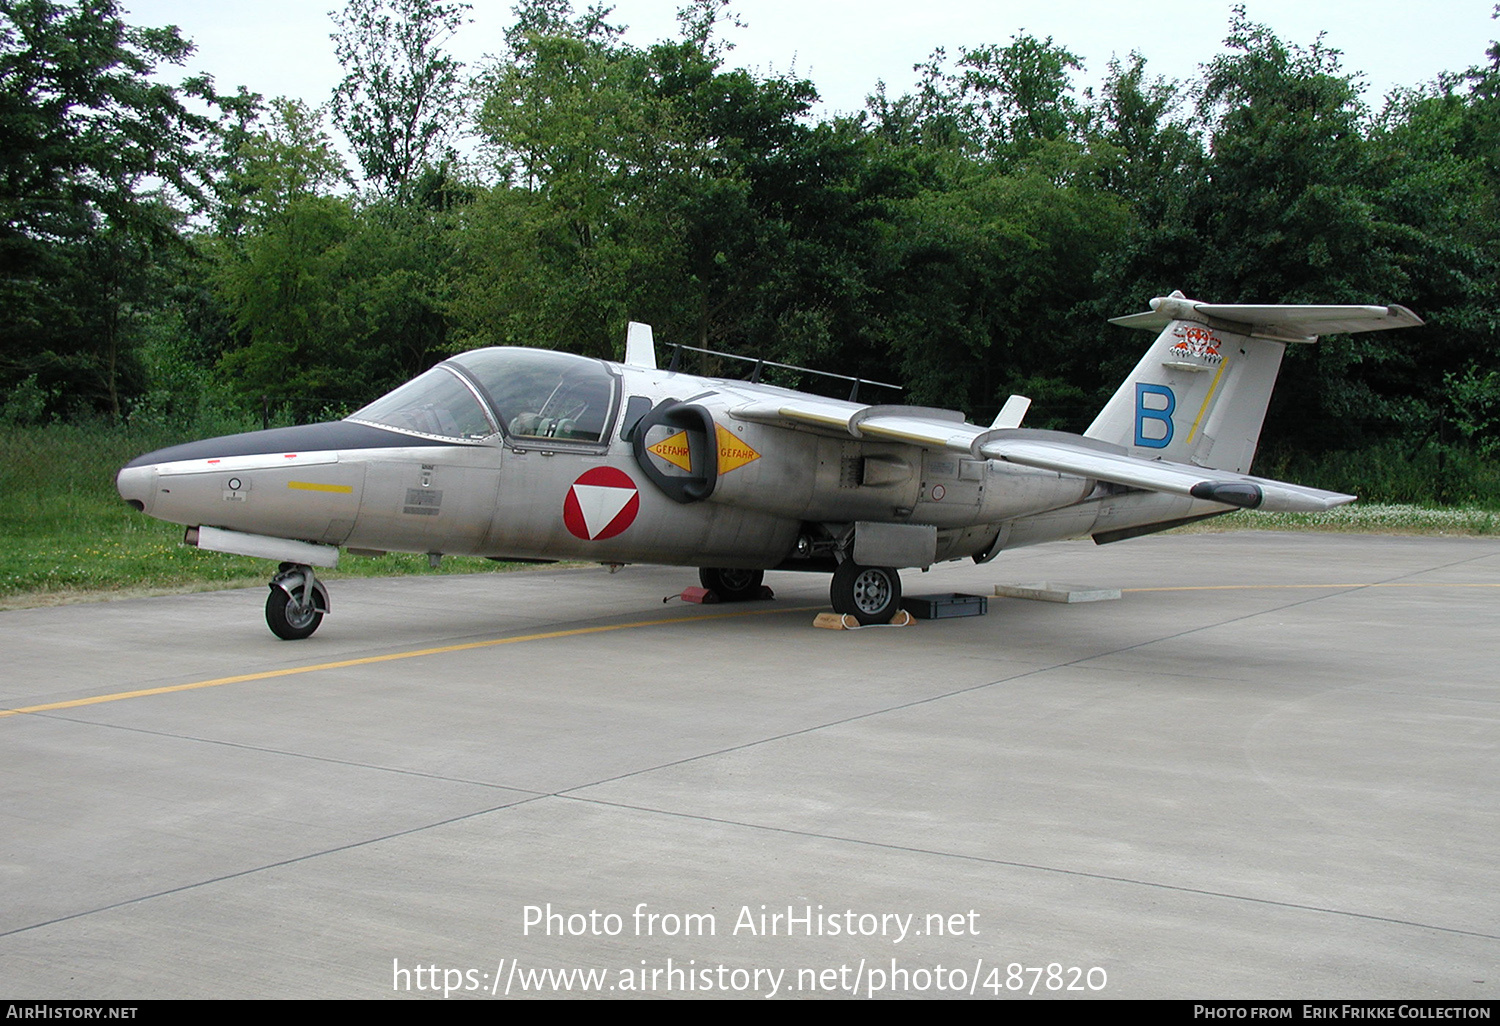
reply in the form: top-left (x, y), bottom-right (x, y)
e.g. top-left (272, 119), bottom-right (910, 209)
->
top-left (1085, 292), bottom-right (1422, 474)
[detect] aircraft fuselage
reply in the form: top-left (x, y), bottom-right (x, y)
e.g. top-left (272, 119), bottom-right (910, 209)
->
top-left (116, 358), bottom-right (1136, 575)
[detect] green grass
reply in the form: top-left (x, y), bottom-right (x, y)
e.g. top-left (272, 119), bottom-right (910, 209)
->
top-left (1177, 504), bottom-right (1500, 536)
top-left (1257, 442), bottom-right (1500, 509)
top-left (1, 423), bottom-right (1495, 610)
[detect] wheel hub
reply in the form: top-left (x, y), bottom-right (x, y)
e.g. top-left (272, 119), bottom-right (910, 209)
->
top-left (284, 593), bottom-right (318, 629)
top-left (719, 569), bottom-right (757, 591)
top-left (852, 570), bottom-right (891, 613)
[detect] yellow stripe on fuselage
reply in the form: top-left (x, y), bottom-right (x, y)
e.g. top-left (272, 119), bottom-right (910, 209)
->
top-left (287, 481), bottom-right (354, 494)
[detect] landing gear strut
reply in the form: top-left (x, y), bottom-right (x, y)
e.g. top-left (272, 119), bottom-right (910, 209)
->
top-left (266, 563), bottom-right (330, 640)
top-left (830, 562), bottom-right (902, 625)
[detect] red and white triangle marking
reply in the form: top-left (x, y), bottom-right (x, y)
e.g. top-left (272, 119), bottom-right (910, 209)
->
top-left (562, 467), bottom-right (640, 541)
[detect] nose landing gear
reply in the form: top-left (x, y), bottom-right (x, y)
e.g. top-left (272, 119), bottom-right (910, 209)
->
top-left (266, 563), bottom-right (330, 640)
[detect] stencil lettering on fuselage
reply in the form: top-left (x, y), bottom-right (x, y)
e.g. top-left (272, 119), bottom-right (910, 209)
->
top-left (715, 424), bottom-right (760, 474)
top-left (647, 430), bottom-right (693, 472)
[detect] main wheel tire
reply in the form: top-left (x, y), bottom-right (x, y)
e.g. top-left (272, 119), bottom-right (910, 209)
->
top-left (698, 567), bottom-right (765, 602)
top-left (830, 562), bottom-right (902, 625)
top-left (266, 587), bottom-right (323, 640)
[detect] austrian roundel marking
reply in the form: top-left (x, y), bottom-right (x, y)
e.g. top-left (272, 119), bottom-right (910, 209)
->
top-left (563, 467), bottom-right (640, 541)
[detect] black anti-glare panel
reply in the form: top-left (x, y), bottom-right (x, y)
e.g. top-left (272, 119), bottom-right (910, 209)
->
top-left (123, 421), bottom-right (469, 468)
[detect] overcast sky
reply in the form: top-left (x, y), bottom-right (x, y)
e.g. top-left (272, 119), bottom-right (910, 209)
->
top-left (124, 0), bottom-right (1497, 119)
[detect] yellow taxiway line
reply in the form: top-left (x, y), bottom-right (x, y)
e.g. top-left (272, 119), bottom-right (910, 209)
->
top-left (0, 604), bottom-right (822, 720)
top-left (5, 581), bottom-right (1492, 720)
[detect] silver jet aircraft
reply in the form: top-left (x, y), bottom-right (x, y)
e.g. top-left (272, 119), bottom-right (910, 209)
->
top-left (117, 293), bottom-right (1420, 638)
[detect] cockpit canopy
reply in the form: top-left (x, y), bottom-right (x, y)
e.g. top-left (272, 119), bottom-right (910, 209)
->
top-left (348, 347), bottom-right (618, 445)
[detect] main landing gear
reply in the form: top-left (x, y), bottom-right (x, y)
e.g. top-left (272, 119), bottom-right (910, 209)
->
top-left (698, 567), bottom-right (766, 602)
top-left (266, 563), bottom-right (330, 640)
top-left (830, 562), bottom-right (902, 626)
top-left (697, 563), bottom-right (903, 624)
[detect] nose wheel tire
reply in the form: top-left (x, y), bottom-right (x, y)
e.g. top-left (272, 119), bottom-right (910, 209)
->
top-left (266, 587), bottom-right (323, 640)
top-left (698, 567), bottom-right (765, 602)
top-left (830, 562), bottom-right (902, 625)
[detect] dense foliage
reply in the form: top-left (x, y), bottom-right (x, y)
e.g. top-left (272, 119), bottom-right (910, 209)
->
top-left (3, 0), bottom-right (1497, 502)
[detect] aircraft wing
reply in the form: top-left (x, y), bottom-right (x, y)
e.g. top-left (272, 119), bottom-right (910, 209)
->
top-left (732, 399), bottom-right (981, 450)
top-left (731, 399), bottom-right (1353, 513)
top-left (977, 433), bottom-right (1354, 512)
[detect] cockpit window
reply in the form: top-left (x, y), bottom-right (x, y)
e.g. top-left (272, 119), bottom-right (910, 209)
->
top-left (449, 348), bottom-right (617, 444)
top-left (348, 366), bottom-right (497, 440)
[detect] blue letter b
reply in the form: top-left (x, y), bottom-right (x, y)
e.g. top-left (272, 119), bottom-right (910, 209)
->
top-left (1135, 383), bottom-right (1175, 449)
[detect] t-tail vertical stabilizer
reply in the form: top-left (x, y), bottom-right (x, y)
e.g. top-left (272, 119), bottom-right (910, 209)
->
top-left (1085, 291), bottom-right (1423, 475)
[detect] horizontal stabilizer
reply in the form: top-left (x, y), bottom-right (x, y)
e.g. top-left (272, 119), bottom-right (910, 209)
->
top-left (1110, 294), bottom-right (1423, 341)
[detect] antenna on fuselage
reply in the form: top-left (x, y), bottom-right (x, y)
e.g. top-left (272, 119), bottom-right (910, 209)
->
top-left (625, 322), bottom-right (657, 369)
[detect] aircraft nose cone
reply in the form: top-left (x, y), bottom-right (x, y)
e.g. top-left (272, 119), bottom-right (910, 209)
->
top-left (117, 463), bottom-right (156, 513)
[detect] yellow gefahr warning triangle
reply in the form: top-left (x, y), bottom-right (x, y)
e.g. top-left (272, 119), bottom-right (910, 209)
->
top-left (716, 424), bottom-right (761, 474)
top-left (647, 430), bottom-right (693, 472)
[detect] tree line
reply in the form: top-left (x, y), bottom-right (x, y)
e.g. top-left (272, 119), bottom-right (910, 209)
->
top-left (2, 0), bottom-right (1497, 499)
